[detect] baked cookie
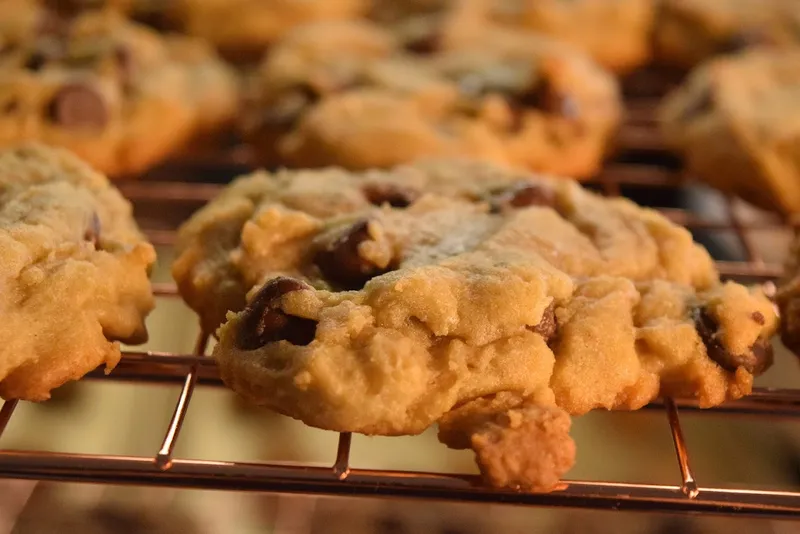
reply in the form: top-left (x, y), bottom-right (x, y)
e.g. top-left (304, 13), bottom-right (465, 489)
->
top-left (0, 144), bottom-right (156, 401)
top-left (171, 0), bottom-right (369, 60)
top-left (243, 20), bottom-right (621, 178)
top-left (0, 11), bottom-right (238, 177)
top-left (373, 0), bottom-right (655, 73)
top-left (660, 49), bottom-right (800, 215)
top-left (655, 0), bottom-right (800, 69)
top-left (174, 159), bottom-right (776, 490)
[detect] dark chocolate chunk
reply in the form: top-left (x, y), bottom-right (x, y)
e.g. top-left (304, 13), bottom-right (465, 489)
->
top-left (362, 182), bottom-right (421, 208)
top-left (694, 307), bottom-right (773, 375)
top-left (235, 277), bottom-right (317, 350)
top-left (490, 181), bottom-right (555, 212)
top-left (751, 311), bottom-right (766, 325)
top-left (313, 219), bottom-right (391, 289)
top-left (528, 302), bottom-right (557, 342)
top-left (46, 82), bottom-right (109, 129)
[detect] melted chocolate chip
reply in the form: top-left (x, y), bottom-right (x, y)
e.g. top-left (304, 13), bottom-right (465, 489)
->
top-left (313, 219), bottom-right (391, 289)
top-left (694, 308), bottom-right (773, 375)
top-left (528, 302), bottom-right (557, 342)
top-left (362, 183), bottom-right (421, 208)
top-left (235, 277), bottom-right (317, 350)
top-left (84, 212), bottom-right (101, 248)
top-left (751, 311), bottom-right (766, 325)
top-left (46, 82), bottom-right (109, 129)
top-left (490, 182), bottom-right (555, 212)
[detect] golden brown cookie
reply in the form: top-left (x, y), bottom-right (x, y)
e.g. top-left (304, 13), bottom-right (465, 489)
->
top-left (0, 11), bottom-right (238, 177)
top-left (173, 0), bottom-right (369, 60)
top-left (660, 49), bottom-right (800, 214)
top-left (174, 158), bottom-right (777, 491)
top-left (373, 0), bottom-right (655, 73)
top-left (243, 20), bottom-right (621, 178)
top-left (0, 144), bottom-right (155, 401)
top-left (655, 0), bottom-right (800, 69)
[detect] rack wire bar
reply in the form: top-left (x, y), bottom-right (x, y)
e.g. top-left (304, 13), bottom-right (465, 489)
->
top-left (2, 84), bottom-right (799, 520)
top-left (0, 451), bottom-right (798, 518)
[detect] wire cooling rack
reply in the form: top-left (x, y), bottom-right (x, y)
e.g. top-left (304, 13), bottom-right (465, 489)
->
top-left (0, 90), bottom-right (799, 520)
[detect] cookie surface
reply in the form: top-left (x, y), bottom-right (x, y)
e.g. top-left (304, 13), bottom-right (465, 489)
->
top-left (174, 159), bottom-right (777, 489)
top-left (243, 20), bottom-right (621, 178)
top-left (372, 0), bottom-right (655, 73)
top-left (174, 0), bottom-right (369, 60)
top-left (0, 144), bottom-right (156, 401)
top-left (0, 10), bottom-right (238, 177)
top-left (655, 0), bottom-right (800, 68)
top-left (660, 49), bottom-right (800, 214)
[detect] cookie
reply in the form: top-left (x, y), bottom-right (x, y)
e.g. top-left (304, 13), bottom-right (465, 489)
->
top-left (660, 49), bottom-right (800, 215)
top-left (243, 20), bottom-right (621, 178)
top-left (0, 11), bottom-right (238, 177)
top-left (0, 144), bottom-right (156, 401)
top-left (655, 0), bottom-right (800, 69)
top-left (777, 236), bottom-right (800, 353)
top-left (172, 0), bottom-right (369, 60)
top-left (174, 158), bottom-right (776, 490)
top-left (373, 0), bottom-right (655, 73)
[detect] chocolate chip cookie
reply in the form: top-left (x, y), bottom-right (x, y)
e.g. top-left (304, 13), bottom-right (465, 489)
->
top-left (173, 0), bottom-right (369, 60)
top-left (0, 144), bottom-right (156, 401)
top-left (243, 20), bottom-right (621, 178)
top-left (0, 11), bottom-right (238, 177)
top-left (655, 0), bottom-right (800, 69)
top-left (660, 49), bottom-right (800, 214)
top-left (174, 158), bottom-right (776, 491)
top-left (373, 0), bottom-right (655, 73)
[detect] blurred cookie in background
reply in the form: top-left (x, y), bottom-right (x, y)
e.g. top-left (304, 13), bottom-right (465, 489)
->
top-left (0, 10), bottom-right (238, 177)
top-left (369, 0), bottom-right (655, 73)
top-left (655, 0), bottom-right (800, 69)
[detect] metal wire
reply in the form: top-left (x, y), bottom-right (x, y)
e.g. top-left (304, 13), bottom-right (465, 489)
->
top-left (0, 99), bottom-right (798, 519)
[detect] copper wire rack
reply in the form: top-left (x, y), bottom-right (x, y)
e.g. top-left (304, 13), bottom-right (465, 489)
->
top-left (1, 86), bottom-right (800, 520)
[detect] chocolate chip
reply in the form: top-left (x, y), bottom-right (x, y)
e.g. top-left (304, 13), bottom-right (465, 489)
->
top-left (24, 50), bottom-right (49, 71)
top-left (362, 183), bottom-right (421, 208)
top-left (490, 181), bottom-right (555, 212)
top-left (84, 212), bottom-right (101, 248)
top-left (528, 302), bottom-right (557, 342)
top-left (404, 32), bottom-right (441, 54)
top-left (751, 311), bottom-right (766, 325)
top-left (313, 219), bottom-right (391, 290)
top-left (46, 82), bottom-right (109, 129)
top-left (519, 80), bottom-right (580, 120)
top-left (694, 308), bottom-right (773, 375)
top-left (235, 277), bottom-right (317, 350)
